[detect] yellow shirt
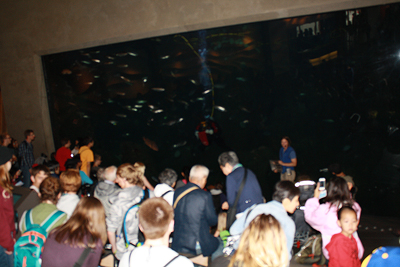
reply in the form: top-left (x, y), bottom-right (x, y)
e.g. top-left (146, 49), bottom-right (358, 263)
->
top-left (78, 146), bottom-right (94, 176)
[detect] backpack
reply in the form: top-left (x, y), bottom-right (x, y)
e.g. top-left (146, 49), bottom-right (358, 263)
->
top-left (294, 234), bottom-right (325, 265)
top-left (121, 189), bottom-right (150, 248)
top-left (14, 209), bottom-right (65, 267)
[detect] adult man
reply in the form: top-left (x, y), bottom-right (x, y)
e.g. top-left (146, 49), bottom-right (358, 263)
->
top-left (94, 165), bottom-right (120, 217)
top-left (19, 129), bottom-right (35, 187)
top-left (119, 198), bottom-right (193, 267)
top-left (278, 136), bottom-right (297, 181)
top-left (154, 168), bottom-right (177, 205)
top-left (172, 165), bottom-right (220, 258)
top-left (230, 181), bottom-right (300, 260)
top-left (218, 151), bottom-right (263, 214)
top-left (78, 136), bottom-right (94, 176)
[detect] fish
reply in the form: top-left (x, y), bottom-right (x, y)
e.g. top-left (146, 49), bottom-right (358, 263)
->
top-left (143, 77), bottom-right (148, 83)
top-left (117, 64), bottom-right (129, 68)
top-left (323, 119), bottom-right (335, 123)
top-left (152, 87), bottom-right (165, 92)
top-left (91, 59), bottom-right (101, 63)
top-left (120, 76), bottom-right (132, 83)
top-left (116, 52), bottom-right (128, 57)
top-left (161, 55), bottom-right (170, 59)
top-left (61, 69), bottom-right (72, 75)
top-left (173, 141), bottom-right (187, 148)
top-left (163, 118), bottom-right (184, 126)
top-left (128, 52), bottom-right (138, 56)
top-left (136, 100), bottom-right (147, 104)
top-left (81, 61), bottom-right (91, 65)
top-left (104, 61), bottom-right (114, 65)
top-left (190, 79), bottom-right (198, 85)
top-left (94, 75), bottom-right (100, 78)
top-left (85, 82), bottom-right (93, 85)
top-left (67, 102), bottom-right (77, 106)
top-left (116, 114), bottom-right (127, 118)
top-left (177, 100), bottom-right (189, 107)
top-left (202, 89), bottom-right (212, 94)
top-left (116, 92), bottom-right (126, 96)
top-left (214, 84), bottom-right (226, 89)
top-left (236, 77), bottom-right (246, 82)
top-left (106, 56), bottom-right (115, 60)
top-left (215, 105), bottom-right (226, 112)
top-left (143, 137), bottom-right (159, 151)
top-left (107, 99), bottom-right (114, 103)
top-left (124, 105), bottom-right (131, 109)
top-left (131, 108), bottom-right (138, 112)
top-left (134, 105), bottom-right (143, 108)
top-left (196, 97), bottom-right (205, 101)
top-left (151, 109), bottom-right (164, 114)
top-left (109, 120), bottom-right (118, 126)
top-left (148, 104), bottom-right (155, 109)
top-left (240, 107), bottom-right (251, 113)
top-left (83, 115), bottom-right (90, 118)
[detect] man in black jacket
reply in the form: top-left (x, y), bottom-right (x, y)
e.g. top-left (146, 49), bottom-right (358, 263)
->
top-left (171, 165), bottom-right (220, 259)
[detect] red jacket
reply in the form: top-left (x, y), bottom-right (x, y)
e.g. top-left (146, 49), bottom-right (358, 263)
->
top-left (0, 187), bottom-right (16, 251)
top-left (55, 146), bottom-right (72, 171)
top-left (326, 233), bottom-right (361, 267)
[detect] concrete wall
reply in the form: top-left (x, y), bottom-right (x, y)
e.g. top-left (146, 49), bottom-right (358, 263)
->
top-left (0, 0), bottom-right (397, 156)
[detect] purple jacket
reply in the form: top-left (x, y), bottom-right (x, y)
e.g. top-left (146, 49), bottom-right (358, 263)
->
top-left (304, 197), bottom-right (364, 259)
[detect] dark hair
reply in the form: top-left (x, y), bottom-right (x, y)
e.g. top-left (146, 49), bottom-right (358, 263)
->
top-left (65, 157), bottom-right (81, 170)
top-left (325, 177), bottom-right (354, 208)
top-left (272, 181), bottom-right (300, 202)
top-left (328, 163), bottom-right (342, 174)
top-left (218, 151), bottom-right (239, 167)
top-left (158, 168), bottom-right (177, 186)
top-left (181, 166), bottom-right (191, 179)
top-left (39, 176), bottom-right (62, 203)
top-left (337, 206), bottom-right (357, 220)
top-left (281, 136), bottom-right (291, 145)
top-left (81, 136), bottom-right (94, 146)
top-left (45, 160), bottom-right (59, 171)
top-left (60, 138), bottom-right (70, 146)
top-left (24, 129), bottom-right (34, 139)
top-left (31, 165), bottom-right (50, 178)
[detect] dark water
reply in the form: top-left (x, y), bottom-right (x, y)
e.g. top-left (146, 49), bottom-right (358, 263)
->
top-left (43, 3), bottom-right (400, 217)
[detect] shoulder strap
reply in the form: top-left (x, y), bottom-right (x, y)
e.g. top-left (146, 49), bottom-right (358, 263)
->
top-left (164, 255), bottom-right (180, 267)
top-left (73, 246), bottom-right (92, 267)
top-left (173, 186), bottom-right (199, 209)
top-left (41, 210), bottom-right (65, 232)
top-left (161, 190), bottom-right (173, 198)
top-left (231, 168), bottom-right (248, 211)
top-left (25, 209), bottom-right (33, 230)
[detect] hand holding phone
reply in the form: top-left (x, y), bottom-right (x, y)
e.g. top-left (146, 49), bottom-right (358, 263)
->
top-left (318, 177), bottom-right (327, 199)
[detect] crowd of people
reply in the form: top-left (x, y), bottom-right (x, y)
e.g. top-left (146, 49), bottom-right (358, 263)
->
top-left (0, 131), bottom-right (391, 267)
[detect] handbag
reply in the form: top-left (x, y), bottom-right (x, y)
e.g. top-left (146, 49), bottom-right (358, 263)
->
top-left (226, 168), bottom-right (248, 229)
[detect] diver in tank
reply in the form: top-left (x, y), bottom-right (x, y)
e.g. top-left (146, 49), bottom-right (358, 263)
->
top-left (275, 136), bottom-right (297, 182)
top-left (195, 117), bottom-right (230, 151)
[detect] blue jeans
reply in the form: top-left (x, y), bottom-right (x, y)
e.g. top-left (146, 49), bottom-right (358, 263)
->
top-left (0, 245), bottom-right (13, 267)
top-left (21, 165), bottom-right (31, 188)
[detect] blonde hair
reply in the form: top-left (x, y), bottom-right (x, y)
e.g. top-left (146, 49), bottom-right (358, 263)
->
top-left (117, 163), bottom-right (144, 186)
top-left (217, 212), bottom-right (227, 232)
top-left (133, 162), bottom-right (145, 178)
top-left (60, 170), bottom-right (81, 193)
top-left (53, 197), bottom-right (107, 248)
top-left (0, 164), bottom-right (12, 194)
top-left (228, 214), bottom-right (288, 267)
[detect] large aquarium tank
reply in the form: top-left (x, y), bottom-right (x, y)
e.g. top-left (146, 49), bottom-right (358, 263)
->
top-left (43, 3), bottom-right (400, 217)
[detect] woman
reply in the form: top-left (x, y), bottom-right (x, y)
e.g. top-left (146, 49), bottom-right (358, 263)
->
top-left (304, 176), bottom-right (364, 260)
top-left (0, 147), bottom-right (15, 267)
top-left (134, 162), bottom-right (154, 190)
top-left (228, 214), bottom-right (288, 267)
top-left (41, 197), bottom-right (107, 267)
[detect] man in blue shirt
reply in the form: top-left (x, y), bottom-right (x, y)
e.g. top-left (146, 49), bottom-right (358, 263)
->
top-left (278, 136), bottom-right (297, 182)
top-left (218, 151), bottom-right (263, 214)
top-left (18, 129), bottom-right (35, 187)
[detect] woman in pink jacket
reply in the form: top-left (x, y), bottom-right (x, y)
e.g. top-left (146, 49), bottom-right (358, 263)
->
top-left (304, 177), bottom-right (364, 260)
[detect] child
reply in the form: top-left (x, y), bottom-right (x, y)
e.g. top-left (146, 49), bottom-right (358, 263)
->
top-left (326, 206), bottom-right (361, 267)
top-left (214, 212), bottom-right (230, 247)
top-left (119, 198), bottom-right (193, 267)
top-left (56, 169), bottom-right (82, 218)
top-left (230, 181), bottom-right (300, 260)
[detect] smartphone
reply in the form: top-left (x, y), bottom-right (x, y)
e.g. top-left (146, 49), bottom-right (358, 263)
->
top-left (318, 177), bottom-right (327, 199)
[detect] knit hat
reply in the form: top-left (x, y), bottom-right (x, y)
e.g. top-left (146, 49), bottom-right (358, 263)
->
top-left (0, 146), bottom-right (13, 165)
top-left (342, 175), bottom-right (355, 186)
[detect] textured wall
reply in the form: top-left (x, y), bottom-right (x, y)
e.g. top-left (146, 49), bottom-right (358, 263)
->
top-left (0, 0), bottom-right (396, 156)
